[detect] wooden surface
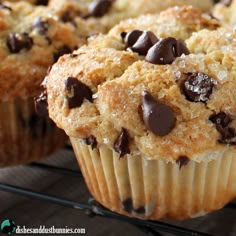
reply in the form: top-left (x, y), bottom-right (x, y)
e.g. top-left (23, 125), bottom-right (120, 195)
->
top-left (0, 148), bottom-right (236, 236)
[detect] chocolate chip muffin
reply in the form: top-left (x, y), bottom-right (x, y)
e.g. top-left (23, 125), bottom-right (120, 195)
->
top-left (0, 0), bottom-right (92, 166)
top-left (212, 0), bottom-right (236, 26)
top-left (48, 0), bottom-right (215, 32)
top-left (46, 6), bottom-right (236, 220)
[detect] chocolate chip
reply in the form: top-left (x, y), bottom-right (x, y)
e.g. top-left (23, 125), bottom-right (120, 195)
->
top-left (34, 91), bottom-right (48, 117)
top-left (210, 112), bottom-right (236, 145)
top-left (133, 206), bottom-right (146, 214)
top-left (114, 128), bottom-right (130, 158)
top-left (122, 199), bottom-right (133, 213)
top-left (209, 112), bottom-right (231, 128)
top-left (45, 36), bottom-right (52, 45)
top-left (88, 0), bottom-right (114, 18)
top-left (183, 73), bottom-right (216, 103)
top-left (131, 31), bottom-right (159, 56)
top-left (120, 31), bottom-right (127, 39)
top-left (176, 156), bottom-right (190, 170)
top-left (145, 37), bottom-right (190, 65)
top-left (32, 17), bottom-right (49, 35)
top-left (61, 11), bottom-right (73, 23)
top-left (53, 45), bottom-right (72, 62)
top-left (35, 0), bottom-right (49, 5)
top-left (122, 30), bottom-right (143, 48)
top-left (60, 10), bottom-right (78, 26)
top-left (65, 77), bottom-right (93, 109)
top-left (122, 199), bottom-right (145, 214)
top-left (219, 127), bottom-right (236, 145)
top-left (175, 39), bottom-right (190, 57)
top-left (141, 91), bottom-right (176, 136)
top-left (7, 33), bottom-right (33, 53)
top-left (84, 136), bottom-right (97, 149)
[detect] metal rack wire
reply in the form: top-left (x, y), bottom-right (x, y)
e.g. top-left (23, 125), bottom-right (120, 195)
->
top-left (0, 146), bottom-right (235, 236)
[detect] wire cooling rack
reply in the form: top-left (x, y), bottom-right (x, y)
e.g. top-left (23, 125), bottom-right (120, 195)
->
top-left (0, 146), bottom-right (235, 236)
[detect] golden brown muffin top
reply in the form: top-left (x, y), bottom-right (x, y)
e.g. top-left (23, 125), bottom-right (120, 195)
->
top-left (46, 6), bottom-right (236, 162)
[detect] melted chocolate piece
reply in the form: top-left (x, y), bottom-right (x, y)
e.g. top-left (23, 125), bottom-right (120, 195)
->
top-left (141, 91), bottom-right (176, 136)
top-left (176, 156), bottom-right (190, 170)
top-left (7, 33), bottom-right (33, 53)
top-left (145, 37), bottom-right (190, 65)
top-left (61, 10), bottom-right (74, 23)
top-left (183, 73), bottom-right (216, 103)
top-left (65, 77), bottom-right (93, 109)
top-left (122, 199), bottom-right (145, 214)
top-left (35, 0), bottom-right (49, 5)
top-left (175, 39), bottom-right (190, 57)
top-left (114, 128), bottom-right (130, 158)
top-left (32, 17), bottom-right (49, 35)
top-left (60, 10), bottom-right (78, 26)
top-left (120, 31), bottom-right (127, 39)
top-left (122, 199), bottom-right (133, 213)
top-left (210, 112), bottom-right (236, 145)
top-left (88, 0), bottom-right (114, 18)
top-left (219, 127), bottom-right (236, 145)
top-left (84, 136), bottom-right (98, 149)
top-left (53, 45), bottom-right (72, 62)
top-left (45, 36), bottom-right (52, 45)
top-left (34, 90), bottom-right (48, 117)
top-left (131, 31), bottom-right (159, 56)
top-left (133, 206), bottom-right (146, 214)
top-left (209, 112), bottom-right (231, 128)
top-left (122, 30), bottom-right (143, 48)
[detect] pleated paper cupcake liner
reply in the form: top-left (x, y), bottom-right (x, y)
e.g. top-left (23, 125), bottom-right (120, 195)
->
top-left (0, 98), bottom-right (67, 166)
top-left (70, 137), bottom-right (236, 220)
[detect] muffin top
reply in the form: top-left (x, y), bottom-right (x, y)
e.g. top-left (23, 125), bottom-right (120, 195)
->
top-left (212, 0), bottom-right (236, 26)
top-left (46, 6), bottom-right (236, 162)
top-left (0, 1), bottom-right (98, 100)
top-left (48, 0), bottom-right (215, 31)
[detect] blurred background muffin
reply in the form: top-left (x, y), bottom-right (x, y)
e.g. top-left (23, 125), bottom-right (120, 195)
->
top-left (0, 0), bottom-right (91, 166)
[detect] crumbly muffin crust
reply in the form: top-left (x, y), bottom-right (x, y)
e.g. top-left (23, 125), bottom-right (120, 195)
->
top-left (46, 6), bottom-right (236, 162)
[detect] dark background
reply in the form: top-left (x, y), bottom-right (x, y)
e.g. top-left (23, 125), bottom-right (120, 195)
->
top-left (0, 149), bottom-right (236, 236)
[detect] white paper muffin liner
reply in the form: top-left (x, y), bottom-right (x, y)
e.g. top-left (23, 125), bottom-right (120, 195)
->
top-left (70, 137), bottom-right (236, 220)
top-left (0, 98), bottom-right (67, 166)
